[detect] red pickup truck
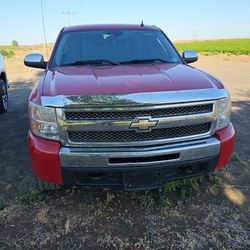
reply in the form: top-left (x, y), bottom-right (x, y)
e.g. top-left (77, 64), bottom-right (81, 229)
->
top-left (24, 24), bottom-right (235, 191)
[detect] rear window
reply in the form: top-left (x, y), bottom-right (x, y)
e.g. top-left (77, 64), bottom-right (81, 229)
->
top-left (52, 29), bottom-right (181, 66)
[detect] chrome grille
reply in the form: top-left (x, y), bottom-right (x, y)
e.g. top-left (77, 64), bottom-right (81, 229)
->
top-left (56, 99), bottom-right (217, 147)
top-left (65, 104), bottom-right (213, 120)
top-left (68, 123), bottom-right (211, 143)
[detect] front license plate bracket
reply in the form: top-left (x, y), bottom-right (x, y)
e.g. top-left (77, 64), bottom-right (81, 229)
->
top-left (123, 171), bottom-right (163, 191)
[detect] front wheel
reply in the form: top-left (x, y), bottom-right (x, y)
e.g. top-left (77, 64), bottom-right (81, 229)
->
top-left (0, 79), bottom-right (8, 113)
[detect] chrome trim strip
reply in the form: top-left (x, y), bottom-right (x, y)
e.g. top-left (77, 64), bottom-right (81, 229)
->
top-left (42, 89), bottom-right (229, 108)
top-left (62, 100), bottom-right (215, 113)
top-left (59, 137), bottom-right (220, 168)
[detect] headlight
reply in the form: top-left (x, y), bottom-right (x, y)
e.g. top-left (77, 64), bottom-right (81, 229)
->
top-left (216, 97), bottom-right (231, 130)
top-left (29, 102), bottom-right (59, 140)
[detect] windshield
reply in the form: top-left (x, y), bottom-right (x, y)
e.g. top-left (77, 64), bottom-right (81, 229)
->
top-left (52, 29), bottom-right (181, 67)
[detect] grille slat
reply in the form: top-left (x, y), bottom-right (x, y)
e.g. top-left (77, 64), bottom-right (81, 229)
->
top-left (68, 123), bottom-right (211, 143)
top-left (65, 104), bottom-right (213, 121)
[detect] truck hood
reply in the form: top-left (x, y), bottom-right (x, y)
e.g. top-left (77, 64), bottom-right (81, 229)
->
top-left (42, 63), bottom-right (222, 96)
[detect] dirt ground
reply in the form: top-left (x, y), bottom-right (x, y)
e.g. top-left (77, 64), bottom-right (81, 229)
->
top-left (0, 52), bottom-right (249, 249)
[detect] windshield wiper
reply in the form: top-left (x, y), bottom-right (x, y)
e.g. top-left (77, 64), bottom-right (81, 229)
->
top-left (119, 58), bottom-right (169, 64)
top-left (59, 59), bottom-right (120, 67)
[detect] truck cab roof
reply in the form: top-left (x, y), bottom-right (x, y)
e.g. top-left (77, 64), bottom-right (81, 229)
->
top-left (63, 24), bottom-right (160, 32)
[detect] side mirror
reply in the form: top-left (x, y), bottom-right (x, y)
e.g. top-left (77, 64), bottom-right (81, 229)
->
top-left (24, 53), bottom-right (47, 69)
top-left (182, 50), bottom-right (198, 64)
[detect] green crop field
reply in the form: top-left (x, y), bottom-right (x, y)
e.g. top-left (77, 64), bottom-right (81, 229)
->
top-left (174, 39), bottom-right (250, 55)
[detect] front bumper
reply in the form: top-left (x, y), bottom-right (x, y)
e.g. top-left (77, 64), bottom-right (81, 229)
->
top-left (28, 123), bottom-right (235, 189)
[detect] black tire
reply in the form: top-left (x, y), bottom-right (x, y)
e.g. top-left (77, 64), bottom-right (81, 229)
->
top-left (36, 178), bottom-right (62, 192)
top-left (0, 79), bottom-right (8, 114)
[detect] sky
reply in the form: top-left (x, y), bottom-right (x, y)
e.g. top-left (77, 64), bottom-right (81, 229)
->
top-left (0, 0), bottom-right (250, 45)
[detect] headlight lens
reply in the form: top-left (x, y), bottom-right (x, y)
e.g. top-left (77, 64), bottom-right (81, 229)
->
top-left (29, 102), bottom-right (59, 140)
top-left (216, 97), bottom-right (231, 130)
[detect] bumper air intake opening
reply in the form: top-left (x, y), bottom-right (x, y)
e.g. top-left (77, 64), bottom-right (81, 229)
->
top-left (109, 153), bottom-right (180, 164)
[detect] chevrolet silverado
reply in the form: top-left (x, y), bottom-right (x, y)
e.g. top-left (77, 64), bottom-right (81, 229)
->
top-left (24, 24), bottom-right (235, 191)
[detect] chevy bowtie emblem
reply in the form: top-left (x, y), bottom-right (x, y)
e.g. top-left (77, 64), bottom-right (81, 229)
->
top-left (130, 117), bottom-right (158, 132)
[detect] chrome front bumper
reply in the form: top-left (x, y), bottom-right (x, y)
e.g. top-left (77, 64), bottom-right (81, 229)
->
top-left (60, 137), bottom-right (220, 169)
top-left (59, 137), bottom-right (220, 189)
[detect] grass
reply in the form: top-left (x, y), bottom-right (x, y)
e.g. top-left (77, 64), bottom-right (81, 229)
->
top-left (139, 174), bottom-right (223, 208)
top-left (0, 203), bottom-right (8, 210)
top-left (163, 176), bottom-right (205, 199)
top-left (139, 193), bottom-right (156, 207)
top-left (174, 38), bottom-right (250, 55)
top-left (0, 49), bottom-right (14, 58)
top-left (0, 44), bottom-right (53, 59)
top-left (96, 234), bottom-right (148, 249)
top-left (17, 191), bottom-right (42, 205)
top-left (231, 153), bottom-right (249, 167)
top-left (139, 176), bottom-right (205, 208)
